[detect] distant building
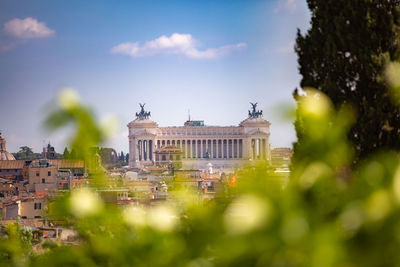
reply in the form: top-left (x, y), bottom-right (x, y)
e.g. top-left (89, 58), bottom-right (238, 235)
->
top-left (154, 146), bottom-right (182, 169)
top-left (128, 103), bottom-right (271, 169)
top-left (0, 177), bottom-right (25, 198)
top-left (90, 147), bottom-right (118, 168)
top-left (97, 188), bottom-right (130, 204)
top-left (2, 196), bottom-right (47, 220)
top-left (42, 143), bottom-right (56, 159)
top-left (0, 160), bottom-right (29, 181)
top-left (100, 148), bottom-right (118, 166)
top-left (271, 147), bottom-right (293, 167)
top-left (28, 160), bottom-right (58, 192)
top-left (0, 159), bottom-right (85, 192)
top-left (0, 132), bottom-right (15, 160)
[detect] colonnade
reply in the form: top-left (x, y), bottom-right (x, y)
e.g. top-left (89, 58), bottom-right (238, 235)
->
top-left (134, 138), bottom-right (268, 163)
top-left (251, 138), bottom-right (267, 160)
top-left (156, 139), bottom-right (244, 160)
top-left (137, 140), bottom-right (153, 161)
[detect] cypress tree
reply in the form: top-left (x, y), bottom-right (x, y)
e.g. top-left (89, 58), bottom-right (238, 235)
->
top-left (63, 147), bottom-right (70, 159)
top-left (294, 0), bottom-right (400, 160)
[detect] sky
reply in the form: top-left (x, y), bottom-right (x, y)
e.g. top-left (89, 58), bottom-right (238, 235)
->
top-left (0, 0), bottom-right (310, 154)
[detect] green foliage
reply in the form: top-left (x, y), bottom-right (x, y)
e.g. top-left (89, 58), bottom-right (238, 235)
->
top-left (44, 91), bottom-right (104, 162)
top-left (6, 74), bottom-right (400, 267)
top-left (13, 146), bottom-right (41, 160)
top-left (62, 147), bottom-right (70, 159)
top-left (19, 146), bottom-right (33, 155)
top-left (0, 224), bottom-right (33, 266)
top-left (295, 0), bottom-right (400, 160)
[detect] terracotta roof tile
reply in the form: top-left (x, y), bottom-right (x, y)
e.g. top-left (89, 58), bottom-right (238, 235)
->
top-left (0, 160), bottom-right (26, 169)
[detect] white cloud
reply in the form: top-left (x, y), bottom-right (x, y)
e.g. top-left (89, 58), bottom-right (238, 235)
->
top-left (4, 17), bottom-right (55, 39)
top-left (111, 33), bottom-right (246, 60)
top-left (276, 41), bottom-right (295, 54)
top-left (274, 0), bottom-right (297, 13)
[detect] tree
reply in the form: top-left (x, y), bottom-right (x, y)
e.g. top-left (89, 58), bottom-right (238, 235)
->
top-left (119, 151), bottom-right (125, 162)
top-left (63, 147), bottom-right (70, 159)
top-left (13, 146), bottom-right (39, 160)
top-left (125, 153), bottom-right (129, 163)
top-left (19, 146), bottom-right (33, 157)
top-left (70, 148), bottom-right (77, 159)
top-left (294, 0), bottom-right (400, 161)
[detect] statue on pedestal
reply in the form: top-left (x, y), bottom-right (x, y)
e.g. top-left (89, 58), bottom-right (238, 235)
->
top-left (135, 103), bottom-right (151, 120)
top-left (248, 102), bottom-right (263, 118)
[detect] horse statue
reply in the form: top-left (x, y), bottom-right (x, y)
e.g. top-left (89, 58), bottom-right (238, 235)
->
top-left (139, 103), bottom-right (145, 113)
top-left (136, 103), bottom-right (151, 120)
top-left (248, 102), bottom-right (263, 118)
top-left (250, 102), bottom-right (258, 113)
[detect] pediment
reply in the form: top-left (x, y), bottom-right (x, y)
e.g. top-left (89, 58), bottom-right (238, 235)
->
top-left (248, 129), bottom-right (268, 136)
top-left (137, 130), bottom-right (157, 137)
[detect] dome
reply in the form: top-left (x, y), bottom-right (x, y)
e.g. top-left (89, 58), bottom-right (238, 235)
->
top-left (0, 151), bottom-right (15, 160)
top-left (0, 132), bottom-right (15, 160)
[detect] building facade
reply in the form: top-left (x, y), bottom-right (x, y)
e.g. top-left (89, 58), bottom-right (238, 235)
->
top-left (271, 147), bottom-right (293, 167)
top-left (128, 103), bottom-right (271, 169)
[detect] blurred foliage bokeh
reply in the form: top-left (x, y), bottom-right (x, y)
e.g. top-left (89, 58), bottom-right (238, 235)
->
top-left (4, 1), bottom-right (400, 266)
top-left (2, 67), bottom-right (400, 267)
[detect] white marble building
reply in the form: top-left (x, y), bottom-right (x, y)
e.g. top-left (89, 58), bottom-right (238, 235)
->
top-left (128, 103), bottom-right (271, 169)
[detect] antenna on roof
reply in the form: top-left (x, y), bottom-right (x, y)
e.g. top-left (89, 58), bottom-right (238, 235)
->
top-left (188, 109), bottom-right (191, 121)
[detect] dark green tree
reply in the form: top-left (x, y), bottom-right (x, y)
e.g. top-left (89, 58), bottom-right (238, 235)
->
top-left (294, 0), bottom-right (400, 161)
top-left (70, 148), bottom-right (77, 159)
top-left (19, 146), bottom-right (33, 157)
top-left (63, 147), bottom-right (70, 159)
top-left (13, 146), bottom-right (39, 160)
top-left (125, 153), bottom-right (129, 163)
top-left (119, 151), bottom-right (125, 161)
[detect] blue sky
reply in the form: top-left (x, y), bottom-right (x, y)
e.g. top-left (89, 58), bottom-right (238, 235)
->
top-left (0, 0), bottom-right (310, 154)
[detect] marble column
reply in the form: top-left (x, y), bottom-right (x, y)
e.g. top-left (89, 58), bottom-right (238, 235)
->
top-left (200, 139), bottom-right (203, 159)
top-left (217, 140), bottom-right (220, 159)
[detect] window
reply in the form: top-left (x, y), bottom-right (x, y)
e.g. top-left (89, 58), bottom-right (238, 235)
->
top-left (162, 155), bottom-right (166, 161)
top-left (48, 171), bottom-right (51, 176)
top-left (34, 216), bottom-right (41, 218)
top-left (34, 203), bottom-right (41, 210)
top-left (36, 172), bottom-right (39, 177)
top-left (21, 216), bottom-right (27, 219)
top-left (42, 178), bottom-right (45, 183)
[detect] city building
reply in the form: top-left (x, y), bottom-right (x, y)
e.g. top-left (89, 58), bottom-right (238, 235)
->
top-left (154, 146), bottom-right (183, 169)
top-left (28, 160), bottom-right (58, 192)
top-left (1, 196), bottom-right (47, 220)
top-left (42, 143), bottom-right (57, 159)
top-left (271, 147), bottom-right (293, 167)
top-left (128, 103), bottom-right (271, 169)
top-left (0, 159), bottom-right (85, 193)
top-left (0, 160), bottom-right (28, 180)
